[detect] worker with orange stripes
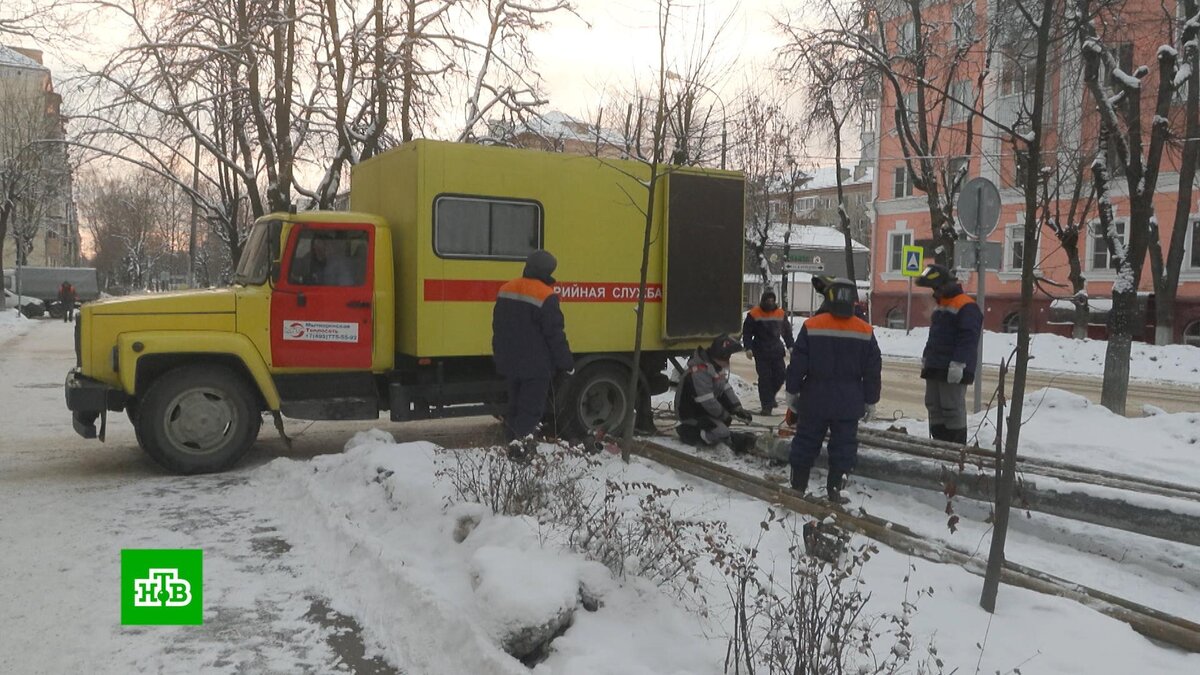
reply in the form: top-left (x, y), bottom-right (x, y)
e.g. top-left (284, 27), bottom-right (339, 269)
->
top-left (492, 250), bottom-right (575, 456)
top-left (785, 277), bottom-right (882, 503)
top-left (915, 264), bottom-right (983, 444)
top-left (742, 290), bottom-right (794, 415)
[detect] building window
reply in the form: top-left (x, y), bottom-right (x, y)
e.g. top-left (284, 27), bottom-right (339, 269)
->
top-left (1111, 43), bottom-right (1135, 88)
top-left (953, 2), bottom-right (975, 47)
top-left (1091, 220), bottom-right (1128, 270)
top-left (1000, 42), bottom-right (1038, 98)
top-left (856, 192), bottom-right (867, 205)
top-left (1002, 312), bottom-right (1021, 334)
top-left (948, 80), bottom-right (974, 123)
top-left (1012, 147), bottom-right (1031, 187)
top-left (889, 230), bottom-right (913, 272)
top-left (900, 90), bottom-right (918, 128)
top-left (1188, 219), bottom-right (1200, 269)
top-left (1005, 224), bottom-right (1027, 272)
top-left (434, 195), bottom-right (542, 260)
top-left (886, 306), bottom-right (907, 330)
top-left (1184, 320), bottom-right (1200, 347)
top-left (898, 21), bottom-right (916, 54)
top-left (893, 166), bottom-right (914, 198)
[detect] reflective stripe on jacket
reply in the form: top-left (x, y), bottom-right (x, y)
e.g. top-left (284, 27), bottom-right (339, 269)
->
top-left (786, 313), bottom-right (882, 420)
top-left (741, 306), bottom-right (795, 357)
top-left (676, 348), bottom-right (742, 423)
top-left (492, 277), bottom-right (574, 378)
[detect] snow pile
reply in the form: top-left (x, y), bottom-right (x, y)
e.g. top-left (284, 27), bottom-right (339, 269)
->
top-left (872, 325), bottom-right (1200, 386)
top-left (256, 434), bottom-right (719, 674)
top-left (878, 387), bottom-right (1200, 487)
top-left (256, 430), bottom-right (1200, 673)
top-left (0, 307), bottom-right (31, 338)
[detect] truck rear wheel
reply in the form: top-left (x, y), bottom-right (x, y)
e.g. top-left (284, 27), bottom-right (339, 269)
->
top-left (136, 365), bottom-right (262, 474)
top-left (558, 362), bottom-right (632, 440)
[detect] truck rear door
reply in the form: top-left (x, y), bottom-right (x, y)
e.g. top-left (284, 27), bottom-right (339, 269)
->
top-left (271, 222), bottom-right (375, 368)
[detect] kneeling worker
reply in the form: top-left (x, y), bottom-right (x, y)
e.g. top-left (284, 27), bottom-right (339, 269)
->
top-left (785, 278), bottom-right (882, 502)
top-left (676, 335), bottom-right (753, 447)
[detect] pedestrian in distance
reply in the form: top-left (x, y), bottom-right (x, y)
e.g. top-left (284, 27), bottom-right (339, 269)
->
top-left (492, 250), bottom-right (574, 459)
top-left (784, 277), bottom-right (882, 504)
top-left (676, 334), bottom-right (754, 449)
top-left (58, 281), bottom-right (77, 323)
top-left (915, 264), bottom-right (983, 444)
top-left (742, 290), bottom-right (794, 415)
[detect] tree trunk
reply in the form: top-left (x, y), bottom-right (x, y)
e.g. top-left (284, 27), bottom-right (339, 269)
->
top-left (1101, 289), bottom-right (1135, 414)
top-left (981, 0), bottom-right (1053, 612)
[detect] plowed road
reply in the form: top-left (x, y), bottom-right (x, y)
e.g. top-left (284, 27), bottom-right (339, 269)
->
top-left (729, 353), bottom-right (1199, 419)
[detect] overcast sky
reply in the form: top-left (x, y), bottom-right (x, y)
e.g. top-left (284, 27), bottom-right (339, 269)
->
top-left (527, 0), bottom-right (787, 116)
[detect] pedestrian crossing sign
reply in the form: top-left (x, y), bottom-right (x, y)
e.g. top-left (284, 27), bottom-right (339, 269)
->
top-left (901, 245), bottom-right (924, 277)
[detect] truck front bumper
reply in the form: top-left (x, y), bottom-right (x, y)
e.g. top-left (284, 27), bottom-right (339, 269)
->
top-left (64, 369), bottom-right (127, 439)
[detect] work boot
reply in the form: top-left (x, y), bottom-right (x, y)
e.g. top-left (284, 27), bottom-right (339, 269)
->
top-left (946, 427), bottom-right (968, 445)
top-left (790, 466), bottom-right (811, 493)
top-left (761, 404), bottom-right (775, 416)
top-left (826, 470), bottom-right (850, 504)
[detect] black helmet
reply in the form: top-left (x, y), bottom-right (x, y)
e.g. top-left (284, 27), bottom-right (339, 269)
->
top-left (811, 275), bottom-right (833, 296)
top-left (707, 334), bottom-right (740, 362)
top-left (915, 264), bottom-right (953, 289)
top-left (824, 277), bottom-right (859, 318)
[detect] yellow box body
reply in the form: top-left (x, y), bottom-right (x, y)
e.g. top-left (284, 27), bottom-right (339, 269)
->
top-left (350, 139), bottom-right (740, 359)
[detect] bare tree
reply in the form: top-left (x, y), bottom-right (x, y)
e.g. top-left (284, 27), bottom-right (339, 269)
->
top-left (454, 0), bottom-right (579, 142)
top-left (981, 0), bottom-right (1057, 614)
top-left (729, 89), bottom-right (797, 289)
top-left (1073, 0), bottom-right (1200, 411)
top-left (79, 168), bottom-right (186, 292)
top-left (781, 29), bottom-right (873, 281)
top-left (1146, 0), bottom-right (1200, 345)
top-left (795, 0), bottom-right (995, 267)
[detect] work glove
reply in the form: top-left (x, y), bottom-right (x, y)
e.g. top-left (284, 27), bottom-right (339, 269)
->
top-left (862, 404), bottom-right (876, 422)
top-left (745, 350), bottom-right (754, 360)
top-left (947, 361), bottom-right (966, 384)
top-left (722, 412), bottom-right (734, 426)
top-left (734, 407), bottom-right (754, 424)
top-left (784, 394), bottom-right (799, 427)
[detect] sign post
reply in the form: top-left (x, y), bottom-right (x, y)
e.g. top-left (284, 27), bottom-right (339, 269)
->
top-left (958, 177), bottom-right (1001, 414)
top-left (900, 244), bottom-right (924, 335)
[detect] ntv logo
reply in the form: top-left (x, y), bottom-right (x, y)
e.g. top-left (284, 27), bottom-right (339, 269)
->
top-left (134, 568), bottom-right (193, 607)
top-left (122, 549), bottom-right (203, 625)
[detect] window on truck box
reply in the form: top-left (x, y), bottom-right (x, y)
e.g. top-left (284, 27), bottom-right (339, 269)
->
top-left (434, 195), bottom-right (542, 260)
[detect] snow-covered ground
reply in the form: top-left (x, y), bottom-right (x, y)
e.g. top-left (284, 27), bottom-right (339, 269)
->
top-left (0, 307), bottom-right (32, 339)
top-left (4, 319), bottom-right (1199, 674)
top-left (870, 324), bottom-right (1200, 386)
top-left (874, 388), bottom-right (1200, 488)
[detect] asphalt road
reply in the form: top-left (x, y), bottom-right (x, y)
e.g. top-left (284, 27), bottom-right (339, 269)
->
top-left (728, 352), bottom-right (1200, 420)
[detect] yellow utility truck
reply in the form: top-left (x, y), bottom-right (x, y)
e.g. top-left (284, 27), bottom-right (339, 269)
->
top-left (65, 140), bottom-right (745, 473)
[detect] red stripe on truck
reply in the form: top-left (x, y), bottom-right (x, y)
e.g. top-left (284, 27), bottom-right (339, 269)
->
top-left (425, 279), bottom-right (663, 303)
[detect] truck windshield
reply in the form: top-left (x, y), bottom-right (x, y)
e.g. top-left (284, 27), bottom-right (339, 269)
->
top-left (233, 221), bottom-right (273, 285)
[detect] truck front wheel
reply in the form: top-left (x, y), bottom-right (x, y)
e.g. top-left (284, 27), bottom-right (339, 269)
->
top-left (136, 365), bottom-right (262, 474)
